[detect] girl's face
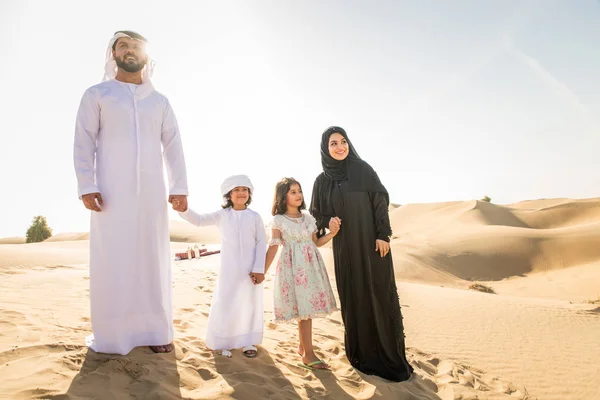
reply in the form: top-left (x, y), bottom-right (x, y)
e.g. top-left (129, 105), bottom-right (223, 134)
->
top-left (230, 186), bottom-right (249, 208)
top-left (328, 132), bottom-right (349, 161)
top-left (285, 183), bottom-right (303, 210)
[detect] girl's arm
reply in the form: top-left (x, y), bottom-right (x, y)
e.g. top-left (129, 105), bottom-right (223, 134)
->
top-left (179, 208), bottom-right (222, 227)
top-left (312, 230), bottom-right (337, 247)
top-left (264, 228), bottom-right (282, 274)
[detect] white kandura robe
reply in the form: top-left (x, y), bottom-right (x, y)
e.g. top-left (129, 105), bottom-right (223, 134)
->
top-left (74, 79), bottom-right (188, 355)
top-left (179, 207), bottom-right (266, 350)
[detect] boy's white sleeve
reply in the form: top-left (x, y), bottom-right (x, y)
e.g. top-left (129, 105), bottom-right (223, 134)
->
top-left (252, 214), bottom-right (267, 273)
top-left (179, 208), bottom-right (222, 227)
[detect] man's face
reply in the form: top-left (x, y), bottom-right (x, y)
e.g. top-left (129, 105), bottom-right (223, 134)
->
top-left (112, 37), bottom-right (148, 73)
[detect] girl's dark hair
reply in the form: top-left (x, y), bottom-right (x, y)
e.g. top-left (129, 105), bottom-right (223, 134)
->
top-left (222, 188), bottom-right (253, 209)
top-left (271, 177), bottom-right (306, 215)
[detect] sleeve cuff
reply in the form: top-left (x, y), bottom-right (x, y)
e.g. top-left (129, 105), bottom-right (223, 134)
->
top-left (78, 186), bottom-right (99, 199)
top-left (377, 234), bottom-right (391, 242)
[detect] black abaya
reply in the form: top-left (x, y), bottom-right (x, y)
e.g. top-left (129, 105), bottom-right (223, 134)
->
top-left (311, 174), bottom-right (413, 382)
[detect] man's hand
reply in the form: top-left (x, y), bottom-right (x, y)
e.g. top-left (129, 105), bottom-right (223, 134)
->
top-left (375, 239), bottom-right (390, 258)
top-left (169, 195), bottom-right (188, 212)
top-left (249, 272), bottom-right (265, 285)
top-left (82, 192), bottom-right (103, 212)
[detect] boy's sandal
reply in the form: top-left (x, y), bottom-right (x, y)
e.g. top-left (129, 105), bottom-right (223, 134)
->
top-left (221, 350), bottom-right (233, 358)
top-left (242, 345), bottom-right (257, 358)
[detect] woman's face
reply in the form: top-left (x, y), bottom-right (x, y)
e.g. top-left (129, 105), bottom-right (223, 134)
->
top-left (328, 132), bottom-right (349, 161)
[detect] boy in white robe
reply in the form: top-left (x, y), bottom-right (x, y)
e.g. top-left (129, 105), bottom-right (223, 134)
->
top-left (175, 175), bottom-right (266, 357)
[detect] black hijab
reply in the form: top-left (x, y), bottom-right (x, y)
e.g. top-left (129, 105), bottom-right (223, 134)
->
top-left (319, 126), bottom-right (388, 194)
top-left (311, 126), bottom-right (389, 233)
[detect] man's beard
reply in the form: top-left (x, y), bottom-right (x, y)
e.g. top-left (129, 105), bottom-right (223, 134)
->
top-left (115, 54), bottom-right (147, 73)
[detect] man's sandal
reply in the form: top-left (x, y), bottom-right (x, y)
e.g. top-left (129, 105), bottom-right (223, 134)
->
top-left (149, 343), bottom-right (173, 353)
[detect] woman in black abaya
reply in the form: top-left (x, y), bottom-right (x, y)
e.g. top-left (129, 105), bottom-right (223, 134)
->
top-left (310, 126), bottom-right (413, 382)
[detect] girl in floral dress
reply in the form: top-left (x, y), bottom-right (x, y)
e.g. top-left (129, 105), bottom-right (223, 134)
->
top-left (264, 177), bottom-right (339, 371)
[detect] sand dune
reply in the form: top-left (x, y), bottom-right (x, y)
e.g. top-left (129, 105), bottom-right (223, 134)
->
top-left (44, 232), bottom-right (91, 242)
top-left (389, 198), bottom-right (600, 301)
top-left (0, 241), bottom-right (89, 272)
top-left (0, 237), bottom-right (26, 244)
top-left (169, 220), bottom-right (221, 244)
top-left (1, 197), bottom-right (599, 399)
top-left (0, 222), bottom-right (221, 245)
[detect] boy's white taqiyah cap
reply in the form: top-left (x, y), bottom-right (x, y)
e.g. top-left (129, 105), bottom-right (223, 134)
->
top-left (221, 175), bottom-right (254, 197)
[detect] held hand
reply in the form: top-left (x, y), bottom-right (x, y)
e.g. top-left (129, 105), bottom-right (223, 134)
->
top-left (375, 239), bottom-right (390, 258)
top-left (328, 217), bottom-right (341, 234)
top-left (249, 272), bottom-right (265, 285)
top-left (82, 192), bottom-right (103, 212)
top-left (330, 224), bottom-right (340, 236)
top-left (169, 195), bottom-right (188, 212)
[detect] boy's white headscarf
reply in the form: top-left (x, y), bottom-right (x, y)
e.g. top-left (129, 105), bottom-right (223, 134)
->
top-left (103, 31), bottom-right (155, 82)
top-left (221, 175), bottom-right (254, 197)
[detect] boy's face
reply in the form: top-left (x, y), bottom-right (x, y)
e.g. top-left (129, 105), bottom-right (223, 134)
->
top-left (230, 186), bottom-right (249, 207)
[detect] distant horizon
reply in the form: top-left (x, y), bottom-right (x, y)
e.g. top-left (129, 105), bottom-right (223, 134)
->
top-left (4, 195), bottom-right (599, 239)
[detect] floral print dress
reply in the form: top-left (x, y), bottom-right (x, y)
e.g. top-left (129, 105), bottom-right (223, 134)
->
top-left (270, 211), bottom-right (337, 322)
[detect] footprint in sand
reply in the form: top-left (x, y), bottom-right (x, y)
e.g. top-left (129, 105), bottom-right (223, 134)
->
top-left (196, 367), bottom-right (218, 381)
top-left (0, 343), bottom-right (85, 371)
top-left (173, 319), bottom-right (191, 331)
top-left (324, 343), bottom-right (342, 356)
top-left (267, 322), bottom-right (278, 330)
top-left (409, 349), bottom-right (529, 399)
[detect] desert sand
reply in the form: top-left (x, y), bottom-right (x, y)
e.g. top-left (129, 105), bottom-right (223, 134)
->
top-left (1, 198), bottom-right (599, 399)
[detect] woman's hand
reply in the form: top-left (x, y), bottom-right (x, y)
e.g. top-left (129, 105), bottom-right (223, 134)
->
top-left (375, 239), bottom-right (390, 258)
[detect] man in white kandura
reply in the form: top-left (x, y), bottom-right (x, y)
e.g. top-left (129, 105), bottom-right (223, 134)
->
top-left (73, 30), bottom-right (188, 355)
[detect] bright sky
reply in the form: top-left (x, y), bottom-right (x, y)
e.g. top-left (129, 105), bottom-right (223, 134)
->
top-left (1, 0), bottom-right (599, 238)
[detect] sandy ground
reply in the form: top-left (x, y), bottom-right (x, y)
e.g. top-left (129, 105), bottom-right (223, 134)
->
top-left (1, 198), bottom-right (599, 399)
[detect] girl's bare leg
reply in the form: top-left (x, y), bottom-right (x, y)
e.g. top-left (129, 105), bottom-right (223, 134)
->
top-left (298, 318), bottom-right (329, 369)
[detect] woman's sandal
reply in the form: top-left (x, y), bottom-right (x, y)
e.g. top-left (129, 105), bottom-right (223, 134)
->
top-left (242, 345), bottom-right (258, 358)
